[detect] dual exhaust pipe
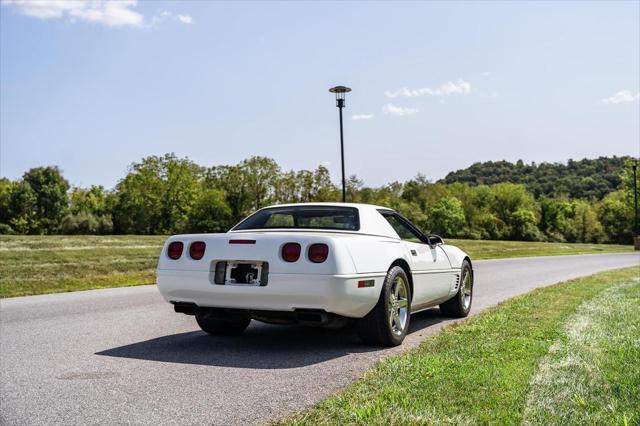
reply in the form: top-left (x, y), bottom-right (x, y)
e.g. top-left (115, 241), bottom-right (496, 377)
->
top-left (172, 302), bottom-right (330, 325)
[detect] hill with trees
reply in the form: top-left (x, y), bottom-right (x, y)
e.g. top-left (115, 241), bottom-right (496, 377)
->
top-left (0, 155), bottom-right (638, 244)
top-left (441, 157), bottom-right (630, 199)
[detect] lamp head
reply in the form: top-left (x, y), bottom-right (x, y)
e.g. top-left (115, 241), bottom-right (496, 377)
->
top-left (329, 86), bottom-right (351, 107)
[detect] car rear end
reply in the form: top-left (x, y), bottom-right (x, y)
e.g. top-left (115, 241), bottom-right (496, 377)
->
top-left (156, 232), bottom-right (383, 318)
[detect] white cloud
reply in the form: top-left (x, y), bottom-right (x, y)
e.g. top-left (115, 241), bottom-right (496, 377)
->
top-left (1, 0), bottom-right (192, 28)
top-left (151, 10), bottom-right (192, 26)
top-left (2, 0), bottom-right (144, 27)
top-left (1, 0), bottom-right (78, 18)
top-left (351, 114), bottom-right (373, 121)
top-left (382, 103), bottom-right (418, 116)
top-left (177, 14), bottom-right (192, 24)
top-left (385, 79), bottom-right (472, 98)
top-left (601, 90), bottom-right (640, 104)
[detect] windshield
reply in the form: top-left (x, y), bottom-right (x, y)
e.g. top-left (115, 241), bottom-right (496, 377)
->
top-left (232, 206), bottom-right (360, 231)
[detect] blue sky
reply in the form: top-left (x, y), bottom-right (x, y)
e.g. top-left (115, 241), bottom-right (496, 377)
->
top-left (1, 1), bottom-right (639, 189)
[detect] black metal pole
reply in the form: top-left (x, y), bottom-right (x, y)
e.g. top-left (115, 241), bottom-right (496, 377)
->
top-left (633, 162), bottom-right (638, 236)
top-left (338, 99), bottom-right (346, 203)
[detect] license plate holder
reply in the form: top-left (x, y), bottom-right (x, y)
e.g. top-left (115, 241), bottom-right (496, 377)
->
top-left (224, 261), bottom-right (267, 286)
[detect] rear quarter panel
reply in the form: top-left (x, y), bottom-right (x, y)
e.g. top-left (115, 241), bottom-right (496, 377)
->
top-left (343, 236), bottom-right (409, 274)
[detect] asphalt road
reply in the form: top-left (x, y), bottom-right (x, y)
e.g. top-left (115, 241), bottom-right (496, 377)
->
top-left (1, 253), bottom-right (639, 425)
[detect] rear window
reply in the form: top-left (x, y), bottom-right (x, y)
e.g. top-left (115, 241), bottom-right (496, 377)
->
top-left (233, 206), bottom-right (360, 231)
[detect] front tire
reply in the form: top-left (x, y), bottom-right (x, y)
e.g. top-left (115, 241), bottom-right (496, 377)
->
top-left (439, 259), bottom-right (473, 318)
top-left (196, 312), bottom-right (251, 336)
top-left (357, 266), bottom-right (411, 347)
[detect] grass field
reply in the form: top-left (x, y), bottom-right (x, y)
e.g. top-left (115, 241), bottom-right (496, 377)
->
top-left (0, 235), bottom-right (633, 298)
top-left (0, 235), bottom-right (164, 298)
top-left (278, 267), bottom-right (640, 425)
top-left (448, 238), bottom-right (633, 260)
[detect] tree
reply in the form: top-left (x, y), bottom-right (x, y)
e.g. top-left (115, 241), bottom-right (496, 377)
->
top-left (208, 164), bottom-right (252, 223)
top-left (539, 197), bottom-right (573, 241)
top-left (0, 178), bottom-right (17, 232)
top-left (188, 188), bottom-right (233, 232)
top-left (6, 181), bottom-right (38, 234)
top-left (241, 156), bottom-right (281, 210)
top-left (69, 186), bottom-right (109, 216)
top-left (599, 190), bottom-right (633, 244)
top-left (113, 154), bottom-right (203, 234)
top-left (21, 166), bottom-right (70, 233)
top-left (566, 200), bottom-right (604, 243)
top-left (489, 183), bottom-right (540, 240)
top-left (428, 197), bottom-right (466, 237)
top-left (312, 165), bottom-right (338, 201)
top-left (510, 208), bottom-right (542, 241)
top-left (346, 175), bottom-right (364, 203)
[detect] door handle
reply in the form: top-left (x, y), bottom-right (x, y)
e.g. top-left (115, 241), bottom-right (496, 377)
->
top-left (410, 249), bottom-right (417, 256)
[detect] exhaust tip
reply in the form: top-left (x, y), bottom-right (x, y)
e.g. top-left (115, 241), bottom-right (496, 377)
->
top-left (173, 302), bottom-right (198, 315)
top-left (294, 309), bottom-right (329, 325)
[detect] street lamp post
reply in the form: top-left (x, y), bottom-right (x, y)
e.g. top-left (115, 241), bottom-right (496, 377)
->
top-left (329, 85), bottom-right (351, 203)
top-left (633, 160), bottom-right (639, 251)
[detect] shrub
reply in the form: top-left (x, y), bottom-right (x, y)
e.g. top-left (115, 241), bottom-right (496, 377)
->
top-left (0, 223), bottom-right (14, 234)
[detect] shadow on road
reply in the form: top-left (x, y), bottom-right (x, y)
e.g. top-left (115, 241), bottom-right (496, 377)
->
top-left (96, 308), bottom-right (445, 369)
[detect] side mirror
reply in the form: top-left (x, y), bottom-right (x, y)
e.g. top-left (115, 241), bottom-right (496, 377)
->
top-left (428, 235), bottom-right (444, 246)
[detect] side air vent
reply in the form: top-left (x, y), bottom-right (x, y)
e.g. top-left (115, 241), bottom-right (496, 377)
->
top-left (453, 274), bottom-right (461, 291)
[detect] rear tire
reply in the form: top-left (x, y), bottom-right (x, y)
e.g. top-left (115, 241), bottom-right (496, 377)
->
top-left (439, 259), bottom-right (473, 318)
top-left (357, 266), bottom-right (411, 347)
top-left (196, 312), bottom-right (251, 336)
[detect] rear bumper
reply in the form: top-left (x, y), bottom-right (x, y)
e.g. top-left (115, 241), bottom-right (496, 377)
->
top-left (156, 270), bottom-right (384, 318)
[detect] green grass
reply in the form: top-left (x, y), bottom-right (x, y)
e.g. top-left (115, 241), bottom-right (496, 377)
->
top-left (448, 238), bottom-right (633, 260)
top-left (0, 235), bottom-right (165, 298)
top-left (0, 235), bottom-right (633, 298)
top-left (277, 267), bottom-right (640, 425)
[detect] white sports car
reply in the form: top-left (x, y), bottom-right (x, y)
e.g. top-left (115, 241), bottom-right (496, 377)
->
top-left (156, 203), bottom-right (474, 346)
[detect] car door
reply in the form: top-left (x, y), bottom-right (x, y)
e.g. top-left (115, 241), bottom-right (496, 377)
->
top-left (379, 212), bottom-right (453, 308)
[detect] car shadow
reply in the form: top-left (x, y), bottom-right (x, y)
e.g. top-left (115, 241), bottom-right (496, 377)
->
top-left (96, 308), bottom-right (446, 369)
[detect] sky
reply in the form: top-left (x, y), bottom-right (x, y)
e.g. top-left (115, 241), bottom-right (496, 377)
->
top-left (1, 0), bottom-right (639, 190)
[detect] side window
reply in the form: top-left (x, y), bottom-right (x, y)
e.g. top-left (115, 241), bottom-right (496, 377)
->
top-left (381, 213), bottom-right (423, 243)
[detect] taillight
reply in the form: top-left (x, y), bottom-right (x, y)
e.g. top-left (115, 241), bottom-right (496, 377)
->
top-left (281, 242), bottom-right (301, 262)
top-left (308, 243), bottom-right (329, 263)
top-left (189, 241), bottom-right (206, 260)
top-left (167, 241), bottom-right (184, 259)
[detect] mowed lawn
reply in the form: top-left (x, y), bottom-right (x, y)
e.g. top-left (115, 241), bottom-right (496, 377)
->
top-left (449, 238), bottom-right (633, 260)
top-left (279, 267), bottom-right (640, 425)
top-left (0, 235), bottom-right (165, 298)
top-left (0, 235), bottom-right (633, 298)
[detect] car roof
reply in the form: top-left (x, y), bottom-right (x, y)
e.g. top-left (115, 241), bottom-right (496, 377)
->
top-left (232, 202), bottom-right (401, 238)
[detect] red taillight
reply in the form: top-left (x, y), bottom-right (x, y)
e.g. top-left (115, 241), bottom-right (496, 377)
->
top-left (281, 242), bottom-right (301, 262)
top-left (309, 244), bottom-right (329, 263)
top-left (167, 241), bottom-right (184, 260)
top-left (189, 241), bottom-right (206, 260)
top-left (308, 243), bottom-right (329, 263)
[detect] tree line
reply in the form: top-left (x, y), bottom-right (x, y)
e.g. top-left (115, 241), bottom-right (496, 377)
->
top-left (442, 156), bottom-right (630, 199)
top-left (0, 154), bottom-right (637, 244)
